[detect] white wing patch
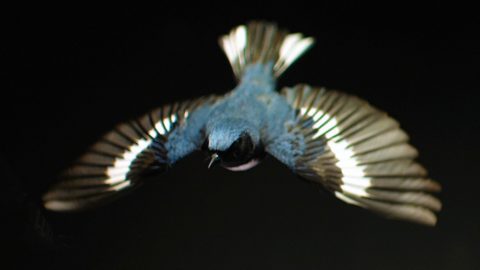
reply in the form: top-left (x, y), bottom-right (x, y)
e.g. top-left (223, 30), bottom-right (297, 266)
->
top-left (282, 84), bottom-right (442, 226)
top-left (42, 96), bottom-right (219, 212)
top-left (301, 107), bottom-right (375, 196)
top-left (104, 127), bottom-right (162, 185)
top-left (43, 115), bottom-right (174, 211)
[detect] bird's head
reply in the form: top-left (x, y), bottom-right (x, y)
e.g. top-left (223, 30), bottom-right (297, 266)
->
top-left (204, 118), bottom-right (264, 171)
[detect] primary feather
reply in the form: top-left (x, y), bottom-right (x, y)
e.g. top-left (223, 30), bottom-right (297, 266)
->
top-left (43, 21), bottom-right (441, 226)
top-left (43, 96), bottom-right (219, 211)
top-left (270, 85), bottom-right (441, 225)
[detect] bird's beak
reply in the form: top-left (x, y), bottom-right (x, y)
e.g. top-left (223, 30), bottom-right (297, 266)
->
top-left (208, 153), bottom-right (220, 169)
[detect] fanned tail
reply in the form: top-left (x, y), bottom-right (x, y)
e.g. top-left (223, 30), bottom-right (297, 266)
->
top-left (219, 21), bottom-right (315, 80)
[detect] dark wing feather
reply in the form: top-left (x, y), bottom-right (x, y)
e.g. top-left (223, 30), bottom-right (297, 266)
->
top-left (43, 96), bottom-right (218, 211)
top-left (276, 84), bottom-right (441, 225)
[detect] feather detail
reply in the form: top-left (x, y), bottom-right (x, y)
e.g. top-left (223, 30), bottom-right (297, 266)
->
top-left (43, 96), bottom-right (218, 211)
top-left (280, 84), bottom-right (442, 226)
top-left (219, 21), bottom-right (314, 79)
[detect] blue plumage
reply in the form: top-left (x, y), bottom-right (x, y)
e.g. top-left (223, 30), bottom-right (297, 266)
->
top-left (206, 63), bottom-right (288, 149)
top-left (167, 61), bottom-right (298, 168)
top-left (43, 21), bottom-right (441, 226)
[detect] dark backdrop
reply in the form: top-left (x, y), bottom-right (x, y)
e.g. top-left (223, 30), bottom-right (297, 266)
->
top-left (3, 3), bottom-right (479, 270)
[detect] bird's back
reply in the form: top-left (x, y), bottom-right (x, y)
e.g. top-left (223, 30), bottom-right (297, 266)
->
top-left (209, 62), bottom-right (295, 142)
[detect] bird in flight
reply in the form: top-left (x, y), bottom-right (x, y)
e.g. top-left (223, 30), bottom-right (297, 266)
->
top-left (43, 21), bottom-right (441, 225)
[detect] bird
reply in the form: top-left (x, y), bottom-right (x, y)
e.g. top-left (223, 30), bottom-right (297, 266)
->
top-left (42, 21), bottom-right (442, 226)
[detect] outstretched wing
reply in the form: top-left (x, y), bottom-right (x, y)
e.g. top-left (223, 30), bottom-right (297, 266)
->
top-left (43, 95), bottom-right (219, 211)
top-left (267, 84), bottom-right (441, 226)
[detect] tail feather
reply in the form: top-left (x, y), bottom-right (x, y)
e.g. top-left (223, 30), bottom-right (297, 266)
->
top-left (219, 21), bottom-right (315, 79)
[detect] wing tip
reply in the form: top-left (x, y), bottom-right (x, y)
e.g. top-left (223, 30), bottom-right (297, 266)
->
top-left (335, 191), bottom-right (441, 226)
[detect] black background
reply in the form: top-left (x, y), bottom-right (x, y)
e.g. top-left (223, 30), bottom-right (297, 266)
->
top-left (3, 3), bottom-right (480, 270)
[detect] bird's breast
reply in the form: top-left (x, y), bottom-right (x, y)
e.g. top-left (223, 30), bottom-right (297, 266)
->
top-left (222, 158), bottom-right (261, 171)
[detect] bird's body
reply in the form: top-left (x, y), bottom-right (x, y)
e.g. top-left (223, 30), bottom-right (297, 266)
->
top-left (206, 63), bottom-right (294, 167)
top-left (167, 62), bottom-right (297, 170)
top-left (43, 22), bottom-right (442, 226)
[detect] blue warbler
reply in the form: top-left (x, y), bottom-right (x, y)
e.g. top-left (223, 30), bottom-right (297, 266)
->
top-left (43, 22), bottom-right (441, 226)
